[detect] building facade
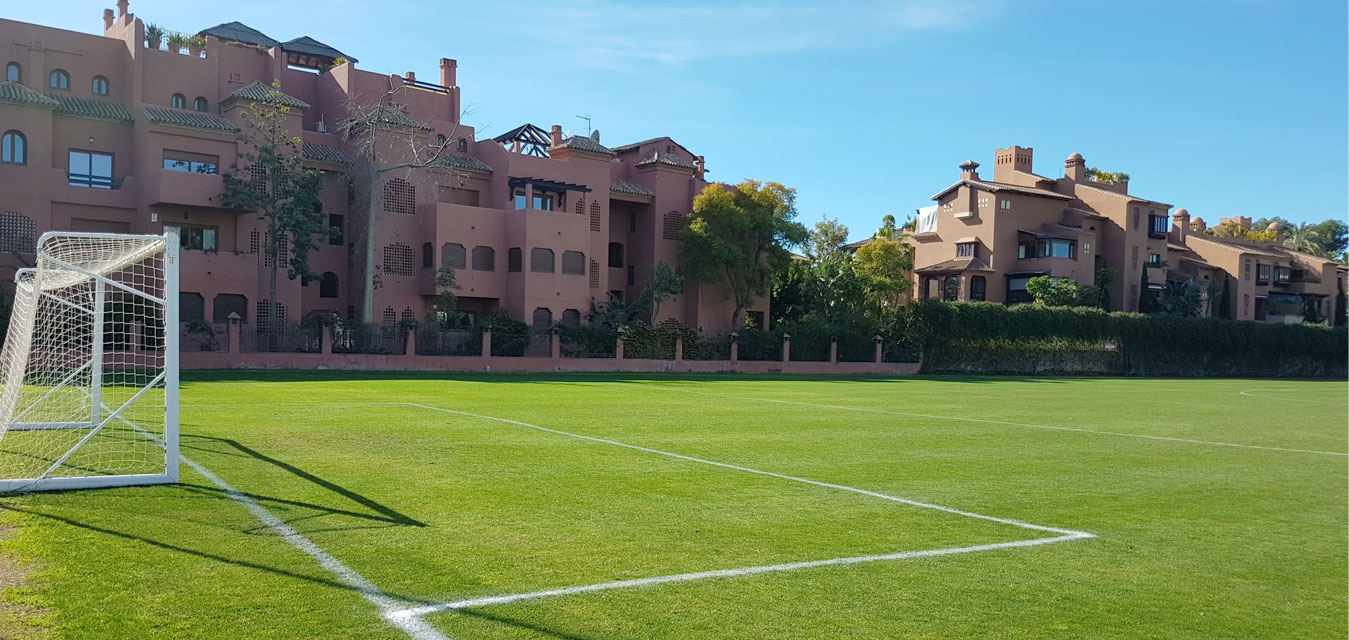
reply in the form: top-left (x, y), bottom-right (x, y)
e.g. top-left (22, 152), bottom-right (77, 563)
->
top-left (910, 145), bottom-right (1345, 322)
top-left (0, 3), bottom-right (760, 336)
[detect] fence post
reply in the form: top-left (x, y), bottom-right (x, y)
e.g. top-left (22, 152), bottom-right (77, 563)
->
top-left (615, 327), bottom-right (625, 360)
top-left (730, 332), bottom-right (739, 363)
top-left (227, 312), bottom-right (240, 354)
top-left (551, 327), bottom-right (560, 359)
top-left (405, 325), bottom-right (417, 358)
top-left (481, 329), bottom-right (492, 358)
top-left (829, 337), bottom-right (838, 364)
top-left (874, 335), bottom-right (883, 363)
top-left (322, 325), bottom-right (333, 355)
top-left (781, 333), bottom-right (791, 363)
top-left (674, 336), bottom-right (683, 363)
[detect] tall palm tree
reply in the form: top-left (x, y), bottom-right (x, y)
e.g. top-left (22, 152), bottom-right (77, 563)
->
top-left (1283, 222), bottom-right (1325, 255)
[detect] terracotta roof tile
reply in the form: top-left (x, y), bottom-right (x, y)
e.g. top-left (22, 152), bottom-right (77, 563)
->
top-left (227, 82), bottom-right (310, 110)
top-left (142, 106), bottom-right (238, 133)
top-left (49, 93), bottom-right (133, 123)
top-left (554, 135), bottom-right (615, 156)
top-left (610, 177), bottom-right (653, 197)
top-left (301, 142), bottom-right (349, 166)
top-left (198, 22), bottom-right (280, 48)
top-left (0, 82), bottom-right (59, 109)
top-left (636, 149), bottom-right (696, 170)
top-left (914, 257), bottom-right (993, 274)
top-left (931, 179), bottom-right (1073, 201)
top-left (434, 154), bottom-right (492, 174)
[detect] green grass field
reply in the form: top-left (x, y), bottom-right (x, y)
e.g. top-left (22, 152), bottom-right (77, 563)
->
top-left (0, 372), bottom-right (1344, 639)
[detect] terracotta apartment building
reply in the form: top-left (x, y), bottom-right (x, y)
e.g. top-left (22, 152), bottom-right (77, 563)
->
top-left (910, 145), bottom-right (1346, 322)
top-left (0, 3), bottom-right (760, 334)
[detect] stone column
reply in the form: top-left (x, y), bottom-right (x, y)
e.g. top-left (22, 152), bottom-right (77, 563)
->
top-left (227, 312), bottom-right (240, 354)
top-left (729, 332), bottom-right (739, 363)
top-left (829, 338), bottom-right (838, 364)
top-left (551, 328), bottom-right (561, 359)
top-left (874, 336), bottom-right (883, 363)
top-left (481, 329), bottom-right (492, 358)
top-left (674, 337), bottom-right (683, 363)
top-left (781, 333), bottom-right (791, 363)
top-left (405, 326), bottom-right (417, 358)
top-left (321, 325), bottom-right (333, 355)
top-left (615, 327), bottom-right (625, 360)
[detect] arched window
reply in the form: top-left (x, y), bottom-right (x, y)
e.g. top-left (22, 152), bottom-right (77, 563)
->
top-left (319, 272), bottom-right (339, 298)
top-left (472, 246), bottom-right (494, 271)
top-left (970, 276), bottom-right (986, 302)
top-left (91, 75), bottom-right (109, 95)
top-left (171, 93), bottom-right (186, 109)
top-left (561, 309), bottom-right (581, 326)
top-left (532, 307), bottom-right (552, 328)
top-left (943, 276), bottom-right (960, 302)
top-left (561, 250), bottom-right (585, 275)
top-left (1, 131), bottom-right (25, 165)
top-left (436, 134), bottom-right (446, 147)
top-left (193, 97), bottom-right (208, 112)
top-left (48, 69), bottom-right (70, 90)
top-left (530, 248), bottom-right (554, 273)
top-left (441, 242), bottom-right (466, 269)
top-left (5, 62), bottom-right (19, 82)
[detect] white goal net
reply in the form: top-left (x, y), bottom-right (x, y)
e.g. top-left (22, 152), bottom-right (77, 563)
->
top-left (0, 232), bottom-right (179, 493)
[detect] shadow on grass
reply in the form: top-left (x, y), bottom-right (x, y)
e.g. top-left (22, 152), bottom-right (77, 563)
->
top-left (182, 434), bottom-right (427, 529)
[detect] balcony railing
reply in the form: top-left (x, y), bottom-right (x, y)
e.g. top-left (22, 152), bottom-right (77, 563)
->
top-left (67, 173), bottom-right (123, 189)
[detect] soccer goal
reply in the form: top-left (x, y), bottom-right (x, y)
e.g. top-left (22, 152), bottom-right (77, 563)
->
top-left (0, 231), bottom-right (179, 493)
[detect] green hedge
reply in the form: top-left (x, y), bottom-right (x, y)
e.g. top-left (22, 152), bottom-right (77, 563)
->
top-left (911, 301), bottom-right (1347, 378)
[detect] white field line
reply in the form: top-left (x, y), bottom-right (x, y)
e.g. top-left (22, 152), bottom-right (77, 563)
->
top-left (386, 534), bottom-right (1086, 621)
top-left (649, 387), bottom-right (1348, 457)
top-left (1238, 389), bottom-right (1347, 405)
top-left (104, 410), bottom-right (447, 640)
top-left (386, 403), bottom-right (1093, 622)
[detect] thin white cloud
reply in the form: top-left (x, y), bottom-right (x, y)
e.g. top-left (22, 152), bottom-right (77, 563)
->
top-left (480, 1), bottom-right (1001, 70)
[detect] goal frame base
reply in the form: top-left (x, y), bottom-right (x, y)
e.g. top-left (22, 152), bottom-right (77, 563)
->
top-left (0, 472), bottom-right (177, 493)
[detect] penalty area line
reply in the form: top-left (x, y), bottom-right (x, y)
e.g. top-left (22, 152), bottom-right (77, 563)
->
top-left (386, 533), bottom-right (1087, 620)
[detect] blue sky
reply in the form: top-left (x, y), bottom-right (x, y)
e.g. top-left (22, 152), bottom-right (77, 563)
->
top-left (13, 0), bottom-right (1347, 240)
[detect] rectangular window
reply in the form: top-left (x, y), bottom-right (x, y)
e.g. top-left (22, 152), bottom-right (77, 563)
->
top-left (1255, 264), bottom-right (1271, 284)
top-left (69, 150), bottom-right (114, 189)
top-left (1148, 253), bottom-right (1161, 264)
top-left (956, 243), bottom-right (974, 258)
top-left (507, 247), bottom-right (522, 272)
top-left (1273, 267), bottom-right (1290, 284)
top-left (513, 192), bottom-right (527, 210)
top-left (422, 242), bottom-right (434, 268)
top-left (162, 151), bottom-right (218, 174)
top-left (164, 225), bottom-right (216, 251)
top-left (1050, 240), bottom-right (1075, 259)
top-left (1148, 214), bottom-right (1169, 238)
top-left (1018, 243), bottom-right (1031, 259)
top-left (328, 214), bottom-right (344, 245)
top-left (629, 212), bottom-right (637, 233)
top-left (532, 195), bottom-right (552, 211)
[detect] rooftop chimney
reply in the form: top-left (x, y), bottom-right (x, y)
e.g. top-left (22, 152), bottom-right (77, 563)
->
top-left (993, 145), bottom-right (1033, 182)
top-left (959, 160), bottom-right (980, 181)
top-left (1171, 208), bottom-right (1190, 247)
top-left (1190, 216), bottom-right (1207, 233)
top-left (695, 155), bottom-right (706, 180)
top-left (1064, 152), bottom-right (1085, 181)
top-left (103, 9), bottom-right (115, 30)
top-left (549, 125), bottom-right (562, 147)
top-left (439, 58), bottom-right (457, 87)
top-left (117, 0), bottom-right (128, 17)
top-left (405, 71), bottom-right (416, 84)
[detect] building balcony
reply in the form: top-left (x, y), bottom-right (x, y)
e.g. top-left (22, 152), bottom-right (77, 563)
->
top-left (145, 169), bottom-right (225, 209)
top-left (49, 169), bottom-right (138, 208)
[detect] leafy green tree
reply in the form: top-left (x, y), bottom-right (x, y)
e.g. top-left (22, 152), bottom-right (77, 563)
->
top-left (1025, 276), bottom-right (1080, 306)
top-left (853, 233), bottom-right (912, 311)
top-left (1311, 218), bottom-right (1348, 259)
top-left (428, 266), bottom-right (460, 328)
top-left (643, 260), bottom-right (683, 321)
top-left (678, 180), bottom-right (808, 327)
top-left (1157, 279), bottom-right (1202, 317)
top-left (807, 216), bottom-right (850, 261)
top-left (1085, 167), bottom-right (1130, 183)
top-left (876, 214), bottom-right (899, 240)
top-left (219, 82), bottom-right (323, 328)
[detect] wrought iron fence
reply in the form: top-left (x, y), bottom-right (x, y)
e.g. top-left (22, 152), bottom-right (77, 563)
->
top-left (416, 328), bottom-right (482, 356)
top-left (246, 322), bottom-right (322, 353)
top-left (181, 322), bottom-right (228, 352)
top-left (333, 323), bottom-right (406, 355)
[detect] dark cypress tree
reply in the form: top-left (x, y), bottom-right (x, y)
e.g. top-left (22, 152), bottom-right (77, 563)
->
top-left (1218, 276), bottom-right (1233, 320)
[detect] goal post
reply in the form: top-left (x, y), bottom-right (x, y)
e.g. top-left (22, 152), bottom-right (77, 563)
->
top-left (0, 231), bottom-right (179, 493)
